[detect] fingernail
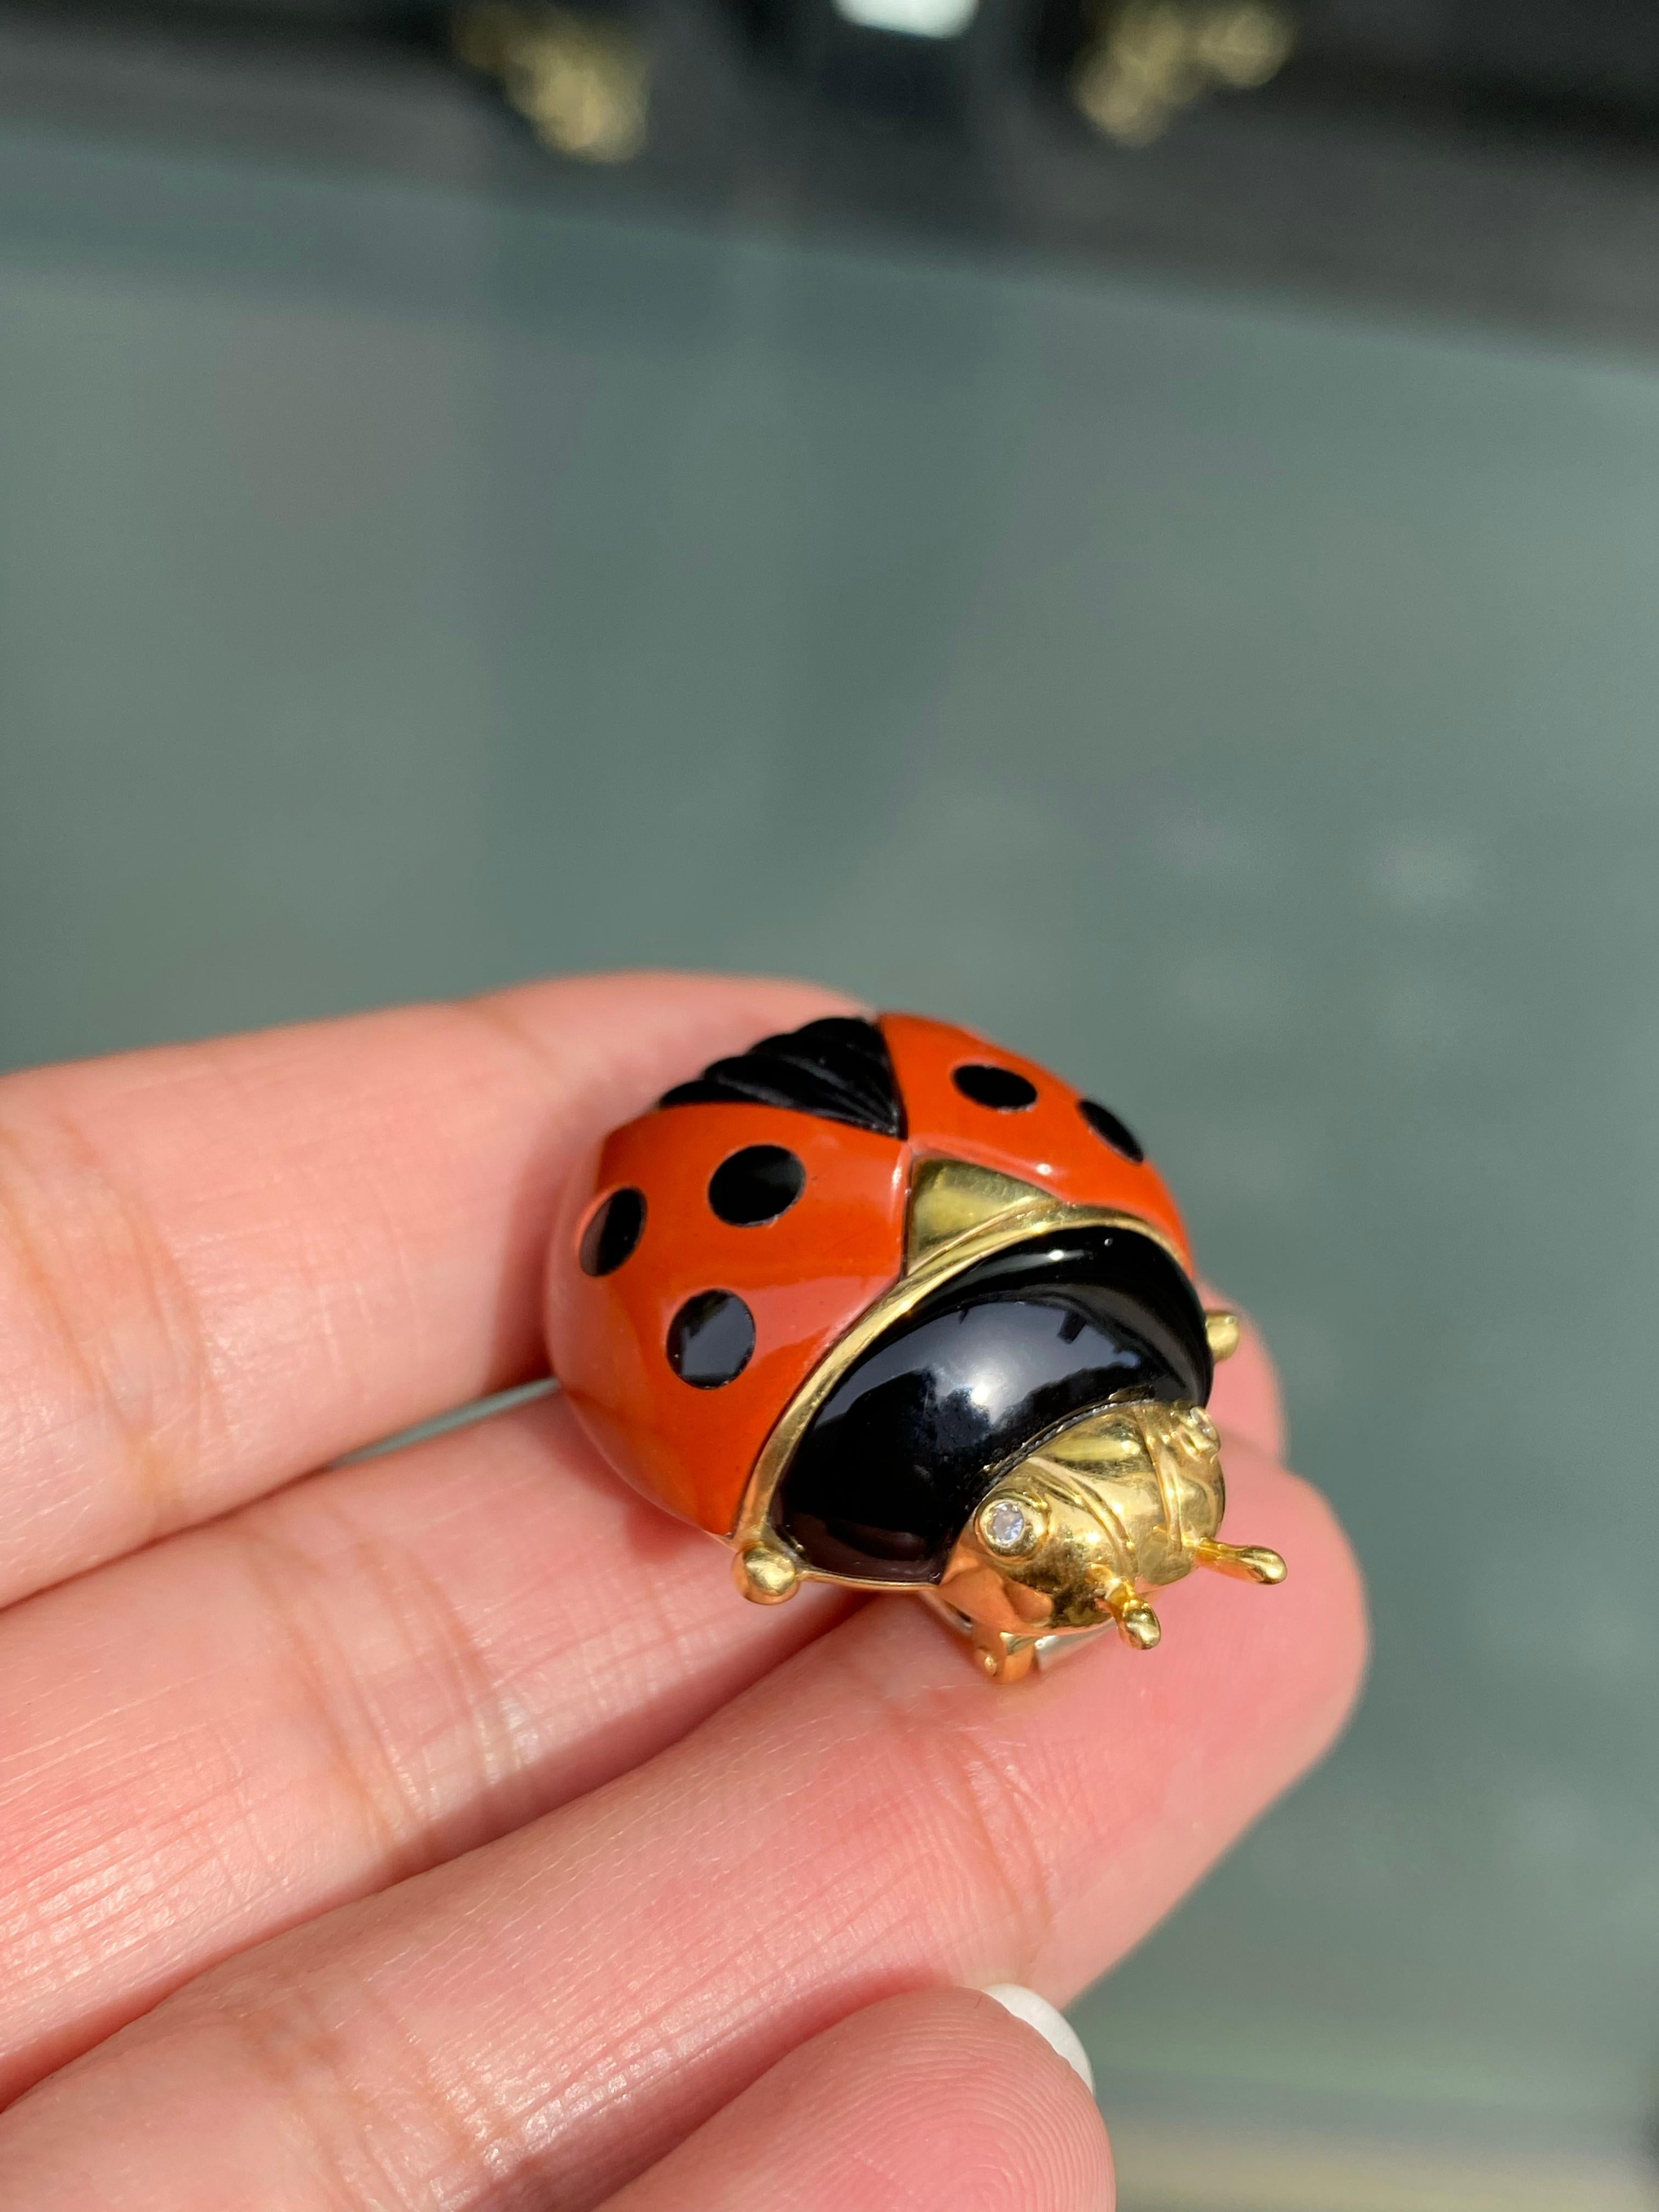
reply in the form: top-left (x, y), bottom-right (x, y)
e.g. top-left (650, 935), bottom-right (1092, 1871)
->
top-left (979, 1983), bottom-right (1095, 2091)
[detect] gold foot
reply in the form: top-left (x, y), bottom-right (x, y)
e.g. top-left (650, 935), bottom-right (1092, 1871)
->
top-left (1203, 1309), bottom-right (1242, 1361)
top-left (1194, 1538), bottom-right (1286, 1585)
top-left (1105, 1587), bottom-right (1162, 1650)
top-left (733, 1541), bottom-right (801, 1605)
top-left (971, 1629), bottom-right (1037, 1683)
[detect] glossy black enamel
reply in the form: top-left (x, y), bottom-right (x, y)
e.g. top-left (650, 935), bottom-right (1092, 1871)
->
top-left (668, 1289), bottom-right (755, 1387)
top-left (709, 1143), bottom-right (806, 1226)
top-left (772, 1227), bottom-right (1210, 1583)
top-left (951, 1061), bottom-right (1038, 1110)
top-left (1079, 1097), bottom-right (1144, 1163)
top-left (579, 1186), bottom-right (646, 1276)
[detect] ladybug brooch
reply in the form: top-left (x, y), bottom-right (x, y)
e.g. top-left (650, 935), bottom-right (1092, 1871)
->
top-left (546, 1013), bottom-right (1284, 1681)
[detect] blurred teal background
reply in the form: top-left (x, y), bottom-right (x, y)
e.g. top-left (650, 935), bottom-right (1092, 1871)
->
top-left (4, 86), bottom-right (1659, 2210)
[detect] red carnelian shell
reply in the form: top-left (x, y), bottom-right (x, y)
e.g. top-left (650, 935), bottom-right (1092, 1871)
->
top-left (545, 1014), bottom-right (1190, 1539)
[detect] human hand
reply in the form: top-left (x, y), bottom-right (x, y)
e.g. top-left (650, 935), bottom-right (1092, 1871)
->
top-left (0, 974), bottom-right (1365, 2210)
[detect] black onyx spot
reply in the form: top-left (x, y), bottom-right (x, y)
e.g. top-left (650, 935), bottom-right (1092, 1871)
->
top-left (709, 1144), bottom-right (805, 1226)
top-left (579, 1187), bottom-right (646, 1276)
top-left (668, 1290), bottom-right (755, 1387)
top-left (1079, 1098), bottom-right (1144, 1163)
top-left (952, 1062), bottom-right (1037, 1111)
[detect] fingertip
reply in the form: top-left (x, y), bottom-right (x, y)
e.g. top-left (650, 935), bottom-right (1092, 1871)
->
top-left (604, 1987), bottom-right (1114, 2212)
top-left (979, 1983), bottom-right (1095, 2089)
top-left (1204, 1439), bottom-right (1370, 1779)
top-left (1200, 1290), bottom-right (1288, 1462)
top-left (917, 1989), bottom-right (1115, 2212)
top-left (1270, 1460), bottom-right (1372, 1748)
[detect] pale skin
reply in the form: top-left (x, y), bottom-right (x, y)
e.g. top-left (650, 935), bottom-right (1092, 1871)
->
top-left (0, 972), bottom-right (1367, 2211)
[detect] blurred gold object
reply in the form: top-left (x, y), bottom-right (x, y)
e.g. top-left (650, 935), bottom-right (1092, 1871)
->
top-left (1204, 1306), bottom-right (1242, 1360)
top-left (1073, 1), bottom-right (1295, 147)
top-left (928, 1397), bottom-right (1284, 1681)
top-left (455, 3), bottom-right (649, 163)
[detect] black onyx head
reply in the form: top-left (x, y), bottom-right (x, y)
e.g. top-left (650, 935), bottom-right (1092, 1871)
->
top-left (771, 1227), bottom-right (1211, 1584)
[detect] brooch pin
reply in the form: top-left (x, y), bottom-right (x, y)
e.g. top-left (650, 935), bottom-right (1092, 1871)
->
top-left (546, 1013), bottom-right (1284, 1680)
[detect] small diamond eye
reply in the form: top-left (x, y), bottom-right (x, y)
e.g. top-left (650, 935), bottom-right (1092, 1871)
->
top-left (979, 1496), bottom-right (1043, 1556)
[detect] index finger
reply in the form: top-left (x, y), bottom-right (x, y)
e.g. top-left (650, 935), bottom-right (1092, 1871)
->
top-left (0, 971), bottom-right (850, 1607)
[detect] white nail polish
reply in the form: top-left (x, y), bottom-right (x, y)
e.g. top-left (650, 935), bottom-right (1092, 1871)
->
top-left (979, 1984), bottom-right (1096, 2091)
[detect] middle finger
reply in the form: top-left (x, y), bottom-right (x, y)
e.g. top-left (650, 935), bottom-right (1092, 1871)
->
top-left (1, 1444), bottom-right (1363, 2210)
top-left (0, 1324), bottom-right (1283, 2102)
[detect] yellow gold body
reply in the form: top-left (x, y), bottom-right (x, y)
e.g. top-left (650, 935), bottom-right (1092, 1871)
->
top-left (928, 1400), bottom-right (1284, 1681)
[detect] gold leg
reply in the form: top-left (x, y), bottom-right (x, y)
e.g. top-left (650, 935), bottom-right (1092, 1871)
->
top-left (1194, 1539), bottom-right (1286, 1585)
top-left (1104, 1585), bottom-right (1162, 1650)
top-left (1204, 1308), bottom-right (1242, 1361)
top-left (971, 1628), bottom-right (1037, 1683)
top-left (733, 1541), bottom-right (802, 1604)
